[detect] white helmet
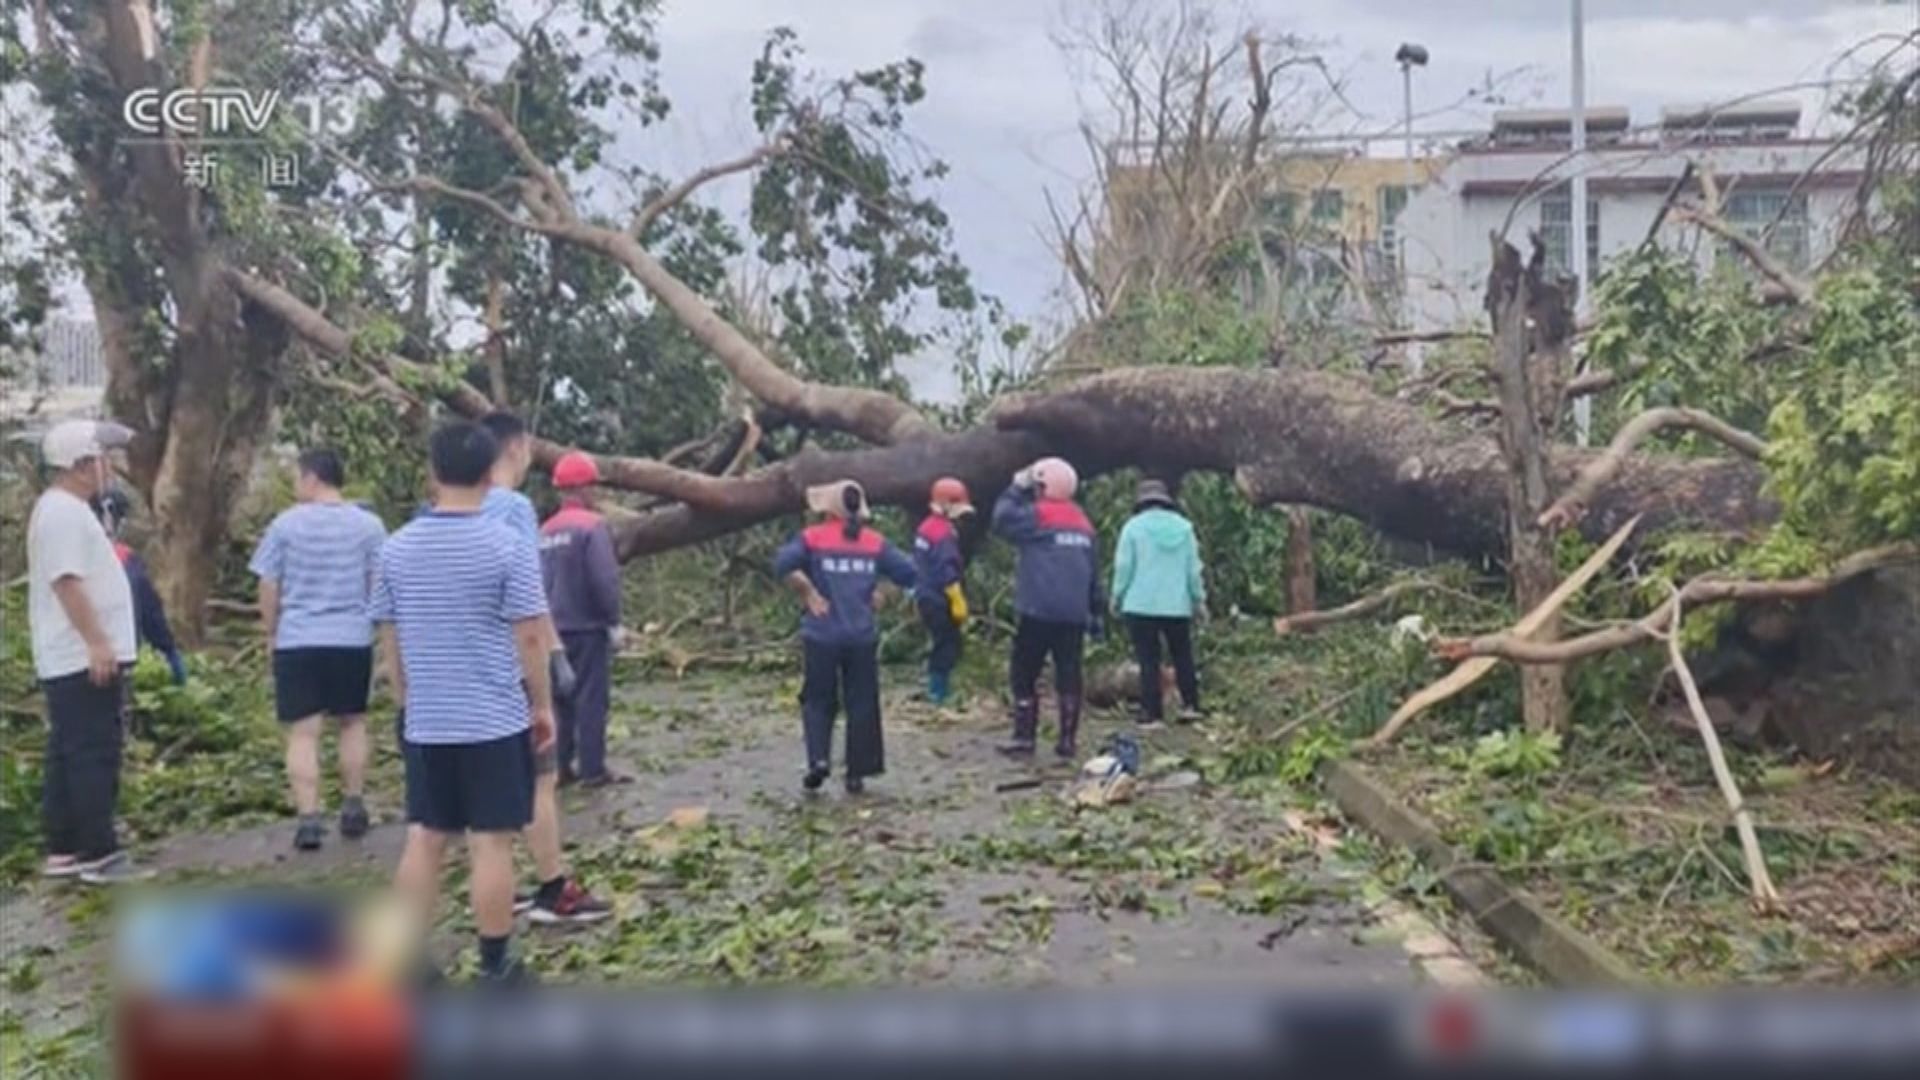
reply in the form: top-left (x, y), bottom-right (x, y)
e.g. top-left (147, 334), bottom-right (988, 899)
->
top-left (1030, 457), bottom-right (1078, 501)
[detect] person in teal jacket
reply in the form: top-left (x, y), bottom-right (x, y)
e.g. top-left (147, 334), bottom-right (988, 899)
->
top-left (1110, 479), bottom-right (1206, 726)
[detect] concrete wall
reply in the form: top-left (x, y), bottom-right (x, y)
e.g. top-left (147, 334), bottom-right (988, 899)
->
top-left (1399, 139), bottom-right (1862, 340)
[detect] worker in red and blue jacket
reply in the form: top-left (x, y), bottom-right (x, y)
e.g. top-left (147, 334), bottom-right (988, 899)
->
top-left (992, 457), bottom-right (1100, 760)
top-left (773, 480), bottom-right (917, 795)
top-left (538, 452), bottom-right (626, 788)
top-left (913, 477), bottom-right (973, 706)
top-left (92, 487), bottom-right (187, 685)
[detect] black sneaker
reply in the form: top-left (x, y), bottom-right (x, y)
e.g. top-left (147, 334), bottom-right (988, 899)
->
top-left (803, 765), bottom-right (829, 791)
top-left (576, 771), bottom-right (633, 789)
top-left (844, 775), bottom-right (866, 795)
top-left (293, 818), bottom-right (324, 851)
top-left (512, 891), bottom-right (537, 914)
top-left (339, 799), bottom-right (370, 839)
top-left (995, 740), bottom-right (1036, 758)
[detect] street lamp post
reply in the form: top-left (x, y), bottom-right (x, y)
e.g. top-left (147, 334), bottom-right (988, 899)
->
top-left (1570, 0), bottom-right (1592, 445)
top-left (1394, 43), bottom-right (1429, 372)
top-left (1394, 42), bottom-right (1429, 190)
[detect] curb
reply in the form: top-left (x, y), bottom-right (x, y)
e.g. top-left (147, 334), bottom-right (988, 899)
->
top-left (1320, 758), bottom-right (1643, 987)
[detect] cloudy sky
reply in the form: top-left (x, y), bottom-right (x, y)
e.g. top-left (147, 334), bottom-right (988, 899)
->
top-left (641, 0), bottom-right (1914, 343)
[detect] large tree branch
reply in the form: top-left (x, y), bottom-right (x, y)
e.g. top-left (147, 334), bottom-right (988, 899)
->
top-left (354, 47), bottom-right (576, 221)
top-left (1540, 406), bottom-right (1768, 531)
top-left (343, 51), bottom-right (933, 447)
top-left (542, 217), bottom-right (935, 444)
top-left (223, 269), bottom-right (754, 508)
top-left (1437, 544), bottom-right (1919, 665)
top-left (629, 141), bottom-right (785, 237)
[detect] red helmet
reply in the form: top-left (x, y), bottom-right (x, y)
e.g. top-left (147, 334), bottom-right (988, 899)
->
top-left (552, 451), bottom-right (600, 489)
top-left (930, 476), bottom-right (974, 518)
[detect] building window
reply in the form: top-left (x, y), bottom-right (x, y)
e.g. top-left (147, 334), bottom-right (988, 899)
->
top-left (1540, 188), bottom-right (1600, 280)
top-left (1721, 190), bottom-right (1809, 272)
top-left (1310, 189), bottom-right (1344, 226)
top-left (1377, 185), bottom-right (1409, 273)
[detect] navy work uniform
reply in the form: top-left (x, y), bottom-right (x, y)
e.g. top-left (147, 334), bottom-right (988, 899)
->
top-left (538, 499), bottom-right (623, 782)
top-left (773, 521), bottom-right (916, 785)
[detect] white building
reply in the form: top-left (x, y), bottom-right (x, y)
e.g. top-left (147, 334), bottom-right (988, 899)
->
top-left (1397, 101), bottom-right (1859, 337)
top-left (1, 317), bottom-right (107, 423)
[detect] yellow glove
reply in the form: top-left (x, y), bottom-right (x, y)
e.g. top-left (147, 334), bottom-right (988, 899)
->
top-left (945, 583), bottom-right (969, 626)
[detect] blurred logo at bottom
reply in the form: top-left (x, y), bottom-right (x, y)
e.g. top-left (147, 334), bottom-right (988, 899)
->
top-left (115, 889), bottom-right (411, 1080)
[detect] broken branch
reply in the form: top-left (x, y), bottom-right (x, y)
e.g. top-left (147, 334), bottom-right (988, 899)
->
top-left (1273, 579), bottom-right (1447, 636)
top-left (1368, 515), bottom-right (1642, 747)
top-left (1664, 592), bottom-right (1781, 910)
top-left (1441, 544), bottom-right (1919, 665)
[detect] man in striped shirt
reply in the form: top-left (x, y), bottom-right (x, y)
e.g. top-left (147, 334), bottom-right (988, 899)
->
top-left (250, 448), bottom-right (388, 852)
top-left (477, 411), bottom-right (609, 924)
top-left (374, 421), bottom-right (554, 983)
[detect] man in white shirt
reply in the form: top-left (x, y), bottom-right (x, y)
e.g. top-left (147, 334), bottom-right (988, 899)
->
top-left (28, 419), bottom-right (149, 885)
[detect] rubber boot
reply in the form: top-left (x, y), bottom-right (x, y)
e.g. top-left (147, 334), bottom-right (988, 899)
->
top-left (1054, 694), bottom-right (1082, 761)
top-left (928, 669), bottom-right (950, 707)
top-left (997, 698), bottom-right (1038, 756)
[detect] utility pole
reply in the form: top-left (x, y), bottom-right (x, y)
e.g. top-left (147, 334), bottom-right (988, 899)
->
top-left (1394, 42), bottom-right (1428, 372)
top-left (1569, 0), bottom-right (1592, 445)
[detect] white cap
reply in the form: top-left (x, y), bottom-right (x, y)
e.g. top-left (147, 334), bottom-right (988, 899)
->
top-left (41, 419), bottom-right (134, 469)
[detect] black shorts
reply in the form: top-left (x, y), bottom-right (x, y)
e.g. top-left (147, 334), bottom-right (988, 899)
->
top-left (403, 731), bottom-right (535, 833)
top-left (273, 647), bottom-right (374, 723)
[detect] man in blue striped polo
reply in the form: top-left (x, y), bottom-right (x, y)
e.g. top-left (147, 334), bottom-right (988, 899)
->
top-left (374, 420), bottom-right (555, 984)
top-left (250, 448), bottom-right (388, 852)
top-left (476, 411), bottom-right (609, 925)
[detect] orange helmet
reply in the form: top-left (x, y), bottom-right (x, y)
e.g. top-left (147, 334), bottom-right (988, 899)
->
top-left (552, 451), bottom-right (600, 489)
top-left (931, 476), bottom-right (974, 519)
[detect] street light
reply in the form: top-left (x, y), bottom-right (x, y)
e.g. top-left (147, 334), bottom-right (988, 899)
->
top-left (1395, 42), bottom-right (1429, 181)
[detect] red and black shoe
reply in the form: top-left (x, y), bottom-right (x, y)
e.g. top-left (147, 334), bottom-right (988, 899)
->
top-left (527, 878), bottom-right (613, 925)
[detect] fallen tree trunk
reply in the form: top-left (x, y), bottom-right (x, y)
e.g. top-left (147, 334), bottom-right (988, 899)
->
top-left (612, 366), bottom-right (1772, 559)
top-left (225, 268), bottom-right (1773, 561)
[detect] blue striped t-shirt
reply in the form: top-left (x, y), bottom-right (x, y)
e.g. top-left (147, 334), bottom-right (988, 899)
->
top-left (482, 486), bottom-right (539, 545)
top-left (249, 502), bottom-right (388, 649)
top-left (368, 510), bottom-right (549, 745)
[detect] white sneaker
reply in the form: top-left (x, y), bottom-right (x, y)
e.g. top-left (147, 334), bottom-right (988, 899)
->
top-left (42, 855), bottom-right (84, 878)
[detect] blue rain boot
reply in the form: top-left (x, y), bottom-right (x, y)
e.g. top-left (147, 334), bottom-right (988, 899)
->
top-left (928, 669), bottom-right (950, 706)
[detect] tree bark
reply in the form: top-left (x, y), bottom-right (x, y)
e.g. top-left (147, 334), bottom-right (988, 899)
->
top-left (482, 271), bottom-right (509, 405)
top-left (1284, 506), bottom-right (1316, 615)
top-left (61, 0), bottom-right (291, 642)
top-left (1485, 237), bottom-right (1569, 734)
